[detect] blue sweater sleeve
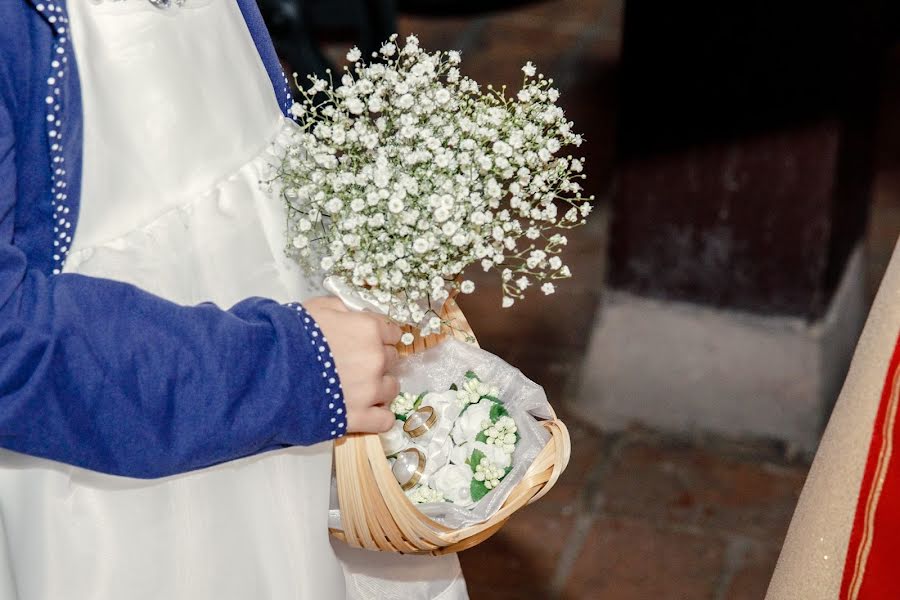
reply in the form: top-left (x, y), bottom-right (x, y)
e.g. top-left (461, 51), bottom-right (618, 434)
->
top-left (0, 92), bottom-right (346, 479)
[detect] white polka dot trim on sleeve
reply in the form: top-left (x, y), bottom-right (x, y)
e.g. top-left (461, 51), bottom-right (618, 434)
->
top-left (286, 303), bottom-right (346, 439)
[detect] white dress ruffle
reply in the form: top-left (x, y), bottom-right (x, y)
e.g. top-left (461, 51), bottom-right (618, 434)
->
top-left (0, 1), bottom-right (466, 598)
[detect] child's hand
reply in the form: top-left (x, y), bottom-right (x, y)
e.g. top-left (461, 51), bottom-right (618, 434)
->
top-left (304, 297), bottom-right (402, 434)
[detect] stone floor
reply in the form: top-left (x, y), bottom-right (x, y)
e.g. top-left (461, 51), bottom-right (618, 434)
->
top-left (394, 0), bottom-right (900, 597)
top-left (456, 424), bottom-right (807, 600)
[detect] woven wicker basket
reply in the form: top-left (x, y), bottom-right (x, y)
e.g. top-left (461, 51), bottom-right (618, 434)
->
top-left (330, 298), bottom-right (572, 555)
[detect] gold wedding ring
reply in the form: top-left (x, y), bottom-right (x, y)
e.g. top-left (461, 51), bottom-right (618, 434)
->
top-left (398, 448), bottom-right (426, 491)
top-left (402, 405), bottom-right (438, 438)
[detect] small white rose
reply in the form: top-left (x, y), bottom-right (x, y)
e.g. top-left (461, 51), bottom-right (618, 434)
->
top-left (450, 398), bottom-right (494, 445)
top-left (449, 442), bottom-right (472, 466)
top-left (430, 464), bottom-right (474, 507)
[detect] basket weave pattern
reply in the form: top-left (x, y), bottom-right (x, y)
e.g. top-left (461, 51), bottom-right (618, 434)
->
top-left (331, 299), bottom-right (572, 554)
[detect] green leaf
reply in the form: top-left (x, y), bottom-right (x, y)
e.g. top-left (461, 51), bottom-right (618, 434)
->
top-left (470, 479), bottom-right (490, 502)
top-left (395, 413), bottom-right (408, 422)
top-left (413, 393), bottom-right (425, 409)
top-left (504, 466), bottom-right (512, 477)
top-left (489, 403), bottom-right (509, 421)
top-left (475, 430), bottom-right (488, 443)
top-left (449, 383), bottom-right (458, 391)
top-left (469, 449), bottom-right (486, 470)
top-left (464, 370), bottom-right (479, 380)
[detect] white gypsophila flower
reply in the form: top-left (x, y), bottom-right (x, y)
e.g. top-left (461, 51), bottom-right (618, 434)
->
top-left (289, 102), bottom-right (305, 119)
top-left (460, 280), bottom-right (475, 294)
top-left (274, 36), bottom-right (592, 335)
top-left (380, 41), bottom-right (397, 57)
top-left (406, 484), bottom-right (445, 504)
top-left (541, 282), bottom-right (555, 295)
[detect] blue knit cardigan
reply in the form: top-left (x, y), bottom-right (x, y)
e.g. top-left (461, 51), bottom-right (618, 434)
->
top-left (0, 1), bottom-right (347, 478)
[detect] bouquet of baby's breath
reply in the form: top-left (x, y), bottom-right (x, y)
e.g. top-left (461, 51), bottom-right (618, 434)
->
top-left (276, 34), bottom-right (592, 337)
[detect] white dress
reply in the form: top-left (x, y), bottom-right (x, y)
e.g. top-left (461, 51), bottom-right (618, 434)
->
top-left (0, 1), bottom-right (467, 598)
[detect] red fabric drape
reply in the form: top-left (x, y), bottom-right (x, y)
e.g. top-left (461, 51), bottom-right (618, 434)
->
top-left (840, 331), bottom-right (900, 599)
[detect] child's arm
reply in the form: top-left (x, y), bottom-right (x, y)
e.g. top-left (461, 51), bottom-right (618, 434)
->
top-left (0, 97), bottom-right (345, 479)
